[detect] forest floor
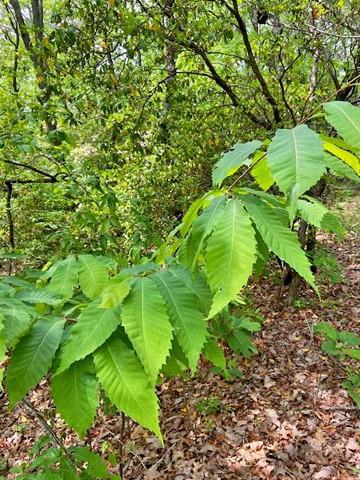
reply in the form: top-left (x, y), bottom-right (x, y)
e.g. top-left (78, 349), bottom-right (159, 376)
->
top-left (0, 194), bottom-right (359, 480)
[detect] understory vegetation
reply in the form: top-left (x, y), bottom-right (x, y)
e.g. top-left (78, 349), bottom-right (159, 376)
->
top-left (0, 1), bottom-right (359, 479)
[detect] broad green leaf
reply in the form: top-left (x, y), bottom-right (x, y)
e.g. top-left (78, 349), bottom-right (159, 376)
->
top-left (203, 337), bottom-right (226, 370)
top-left (237, 318), bottom-right (261, 332)
top-left (299, 196), bottom-right (344, 238)
top-left (314, 322), bottom-right (338, 341)
top-left (253, 227), bottom-right (269, 278)
top-left (1, 300), bottom-right (34, 345)
top-left (121, 277), bottom-right (172, 383)
top-left (93, 334), bottom-right (161, 440)
top-left (181, 196), bottom-right (226, 270)
top-left (242, 195), bottom-right (317, 291)
top-left (297, 198), bottom-right (328, 227)
top-left (47, 256), bottom-right (78, 299)
top-left (343, 348), bottom-right (360, 360)
top-left (321, 212), bottom-right (344, 239)
top-left (319, 134), bottom-right (359, 154)
top-left (267, 125), bottom-right (325, 198)
top-left (152, 270), bottom-right (207, 371)
top-left (323, 152), bottom-right (360, 183)
top-left (179, 196), bottom-right (206, 237)
top-left (167, 266), bottom-right (212, 315)
top-left (251, 153), bottom-right (274, 191)
top-left (57, 302), bottom-right (119, 374)
top-left (69, 447), bottom-right (113, 479)
top-left (323, 141), bottom-right (360, 174)
top-left (212, 140), bottom-right (261, 186)
top-left (7, 317), bottom-right (65, 406)
top-left (100, 277), bottom-right (131, 308)
top-left (16, 289), bottom-right (62, 306)
top-left (239, 187), bottom-right (284, 208)
top-left (52, 357), bottom-right (98, 438)
top-left (206, 199), bottom-right (257, 317)
top-left (228, 330), bottom-right (257, 358)
top-left (78, 255), bottom-right (108, 299)
top-left (324, 101), bottom-right (360, 150)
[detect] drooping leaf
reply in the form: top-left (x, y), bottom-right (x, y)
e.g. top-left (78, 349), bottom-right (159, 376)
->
top-left (7, 317), bottom-right (65, 406)
top-left (78, 255), bottom-right (108, 299)
top-left (121, 277), bottom-right (172, 383)
top-left (52, 357), bottom-right (98, 438)
top-left (181, 196), bottom-right (226, 270)
top-left (228, 329), bottom-right (257, 358)
top-left (47, 256), bottom-right (78, 299)
top-left (323, 152), bottom-right (360, 183)
top-left (212, 140), bottom-right (261, 186)
top-left (297, 198), bottom-right (328, 227)
top-left (203, 337), bottom-right (226, 370)
top-left (321, 212), bottom-right (345, 239)
top-left (152, 270), bottom-right (207, 371)
top-left (323, 141), bottom-right (360, 174)
top-left (242, 195), bottom-right (317, 291)
top-left (324, 101), bottom-right (360, 150)
top-left (267, 125), bottom-right (325, 199)
top-left (206, 199), bottom-right (257, 317)
top-left (57, 302), bottom-right (119, 374)
top-left (251, 152), bottom-right (274, 191)
top-left (167, 265), bottom-right (212, 315)
top-left (93, 334), bottom-right (161, 440)
top-left (69, 447), bottom-right (113, 478)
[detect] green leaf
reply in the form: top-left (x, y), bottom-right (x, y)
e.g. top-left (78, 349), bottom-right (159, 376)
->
top-left (100, 277), bottom-right (131, 308)
top-left (251, 153), bottom-right (274, 191)
top-left (314, 322), bottom-right (338, 341)
top-left (69, 447), bottom-right (113, 478)
top-left (152, 270), bottom-right (207, 371)
top-left (181, 196), bottom-right (226, 270)
top-left (7, 317), bottom-right (65, 406)
top-left (93, 334), bottom-right (161, 440)
top-left (78, 255), bottom-right (108, 299)
top-left (267, 125), bottom-right (325, 199)
top-left (212, 140), bottom-right (261, 187)
top-left (242, 195), bottom-right (317, 291)
top-left (206, 199), bottom-right (257, 317)
top-left (343, 348), bottom-right (360, 360)
top-left (323, 141), bottom-right (360, 174)
top-left (323, 153), bottom-right (360, 183)
top-left (121, 277), bottom-right (172, 384)
top-left (324, 101), bottom-right (360, 150)
top-left (57, 302), bottom-right (119, 374)
top-left (52, 357), bottom-right (98, 438)
top-left (167, 266), bottom-right (212, 315)
top-left (203, 337), bottom-right (226, 370)
top-left (237, 318), bottom-right (261, 332)
top-left (1, 300), bottom-right (34, 346)
top-left (16, 289), bottom-right (62, 306)
top-left (297, 198), bottom-right (328, 227)
top-left (321, 212), bottom-right (345, 239)
top-left (47, 257), bottom-right (78, 299)
top-left (228, 330), bottom-right (257, 358)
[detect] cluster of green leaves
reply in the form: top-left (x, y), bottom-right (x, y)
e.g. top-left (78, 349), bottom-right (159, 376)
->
top-left (3, 435), bottom-right (117, 480)
top-left (314, 322), bottom-right (360, 407)
top-left (1, 101), bottom-right (359, 443)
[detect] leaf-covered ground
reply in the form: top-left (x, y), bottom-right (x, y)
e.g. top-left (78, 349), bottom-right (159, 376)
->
top-left (1, 202), bottom-right (359, 479)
